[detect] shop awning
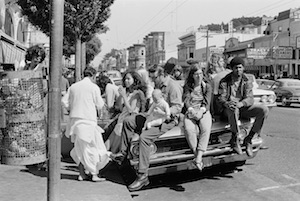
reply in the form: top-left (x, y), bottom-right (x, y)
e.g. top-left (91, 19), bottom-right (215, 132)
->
top-left (0, 40), bottom-right (26, 64)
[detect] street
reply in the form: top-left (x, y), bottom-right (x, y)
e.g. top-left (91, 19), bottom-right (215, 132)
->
top-left (129, 105), bottom-right (300, 201)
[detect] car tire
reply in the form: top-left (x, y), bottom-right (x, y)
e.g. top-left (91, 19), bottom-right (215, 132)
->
top-left (281, 97), bottom-right (291, 107)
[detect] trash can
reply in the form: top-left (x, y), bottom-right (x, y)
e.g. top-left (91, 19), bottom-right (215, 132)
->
top-left (0, 70), bottom-right (46, 165)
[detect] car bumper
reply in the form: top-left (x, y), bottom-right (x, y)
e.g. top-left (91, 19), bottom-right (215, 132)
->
top-left (130, 137), bottom-right (263, 176)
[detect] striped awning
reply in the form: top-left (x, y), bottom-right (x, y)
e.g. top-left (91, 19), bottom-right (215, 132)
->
top-left (0, 40), bottom-right (26, 64)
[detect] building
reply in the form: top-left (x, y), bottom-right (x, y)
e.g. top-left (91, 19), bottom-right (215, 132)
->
top-left (143, 31), bottom-right (185, 67)
top-left (177, 25), bottom-right (264, 68)
top-left (127, 44), bottom-right (145, 70)
top-left (225, 8), bottom-right (300, 79)
top-left (0, 0), bottom-right (28, 69)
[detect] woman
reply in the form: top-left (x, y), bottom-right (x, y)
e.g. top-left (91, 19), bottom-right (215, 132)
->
top-left (97, 75), bottom-right (120, 117)
top-left (183, 63), bottom-right (212, 171)
top-left (105, 70), bottom-right (147, 153)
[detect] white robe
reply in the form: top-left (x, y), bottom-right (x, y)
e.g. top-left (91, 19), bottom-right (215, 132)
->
top-left (66, 118), bottom-right (110, 174)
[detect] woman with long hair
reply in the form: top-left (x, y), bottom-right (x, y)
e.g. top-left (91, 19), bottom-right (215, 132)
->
top-left (105, 70), bottom-right (147, 153)
top-left (183, 62), bottom-right (212, 171)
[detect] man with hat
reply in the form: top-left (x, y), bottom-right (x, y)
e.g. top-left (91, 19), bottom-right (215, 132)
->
top-left (218, 57), bottom-right (269, 157)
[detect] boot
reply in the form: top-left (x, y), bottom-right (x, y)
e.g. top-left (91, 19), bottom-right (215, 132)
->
top-left (128, 173), bottom-right (149, 192)
top-left (243, 135), bottom-right (253, 157)
top-left (230, 134), bottom-right (242, 155)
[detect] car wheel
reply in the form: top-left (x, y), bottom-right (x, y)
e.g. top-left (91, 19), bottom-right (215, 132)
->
top-left (281, 97), bottom-right (291, 107)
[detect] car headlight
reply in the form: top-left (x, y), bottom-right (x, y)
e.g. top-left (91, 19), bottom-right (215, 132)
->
top-left (267, 94), bottom-right (276, 103)
top-left (260, 95), bottom-right (267, 103)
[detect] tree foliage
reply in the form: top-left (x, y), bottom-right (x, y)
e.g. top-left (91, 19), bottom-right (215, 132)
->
top-left (206, 17), bottom-right (263, 32)
top-left (17, 0), bottom-right (114, 56)
top-left (86, 36), bottom-right (102, 64)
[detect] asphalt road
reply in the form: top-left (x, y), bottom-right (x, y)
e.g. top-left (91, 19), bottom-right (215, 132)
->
top-left (129, 104), bottom-right (300, 201)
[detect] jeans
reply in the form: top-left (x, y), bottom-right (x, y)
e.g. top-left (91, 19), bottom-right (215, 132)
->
top-left (224, 104), bottom-right (269, 135)
top-left (120, 114), bottom-right (176, 174)
top-left (183, 111), bottom-right (212, 152)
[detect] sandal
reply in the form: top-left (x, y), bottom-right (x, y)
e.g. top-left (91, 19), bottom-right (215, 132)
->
top-left (78, 175), bottom-right (89, 181)
top-left (92, 175), bottom-right (106, 182)
top-left (192, 159), bottom-right (203, 171)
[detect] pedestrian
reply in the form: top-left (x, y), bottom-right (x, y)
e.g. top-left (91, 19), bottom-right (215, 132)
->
top-left (104, 70), bottom-right (147, 154)
top-left (97, 75), bottom-right (120, 116)
top-left (183, 62), bottom-right (212, 171)
top-left (137, 64), bottom-right (154, 110)
top-left (143, 89), bottom-right (171, 130)
top-left (110, 64), bottom-right (183, 191)
top-left (171, 65), bottom-right (183, 80)
top-left (61, 67), bottom-right (70, 121)
top-left (64, 67), bottom-right (110, 182)
top-left (211, 57), bottom-right (232, 117)
top-left (218, 57), bottom-right (269, 157)
top-left (206, 53), bottom-right (225, 79)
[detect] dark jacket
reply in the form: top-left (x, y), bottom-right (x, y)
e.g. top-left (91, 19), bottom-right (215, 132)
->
top-left (218, 72), bottom-right (254, 108)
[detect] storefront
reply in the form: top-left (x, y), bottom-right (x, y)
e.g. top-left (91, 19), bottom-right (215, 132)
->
top-left (0, 30), bottom-right (26, 69)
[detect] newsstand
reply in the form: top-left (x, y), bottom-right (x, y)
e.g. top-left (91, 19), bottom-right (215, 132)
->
top-left (0, 70), bottom-right (46, 165)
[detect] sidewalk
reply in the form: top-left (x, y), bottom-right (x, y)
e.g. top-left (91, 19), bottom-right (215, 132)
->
top-left (0, 159), bottom-right (133, 201)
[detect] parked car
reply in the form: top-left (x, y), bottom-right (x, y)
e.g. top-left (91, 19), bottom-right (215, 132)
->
top-left (256, 79), bottom-right (275, 90)
top-left (126, 78), bottom-right (265, 176)
top-left (246, 74), bottom-right (277, 108)
top-left (107, 70), bottom-right (122, 86)
top-left (270, 78), bottom-right (300, 107)
top-left (128, 115), bottom-right (262, 176)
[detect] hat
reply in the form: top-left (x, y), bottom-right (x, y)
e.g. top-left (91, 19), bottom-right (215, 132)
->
top-left (230, 57), bottom-right (244, 68)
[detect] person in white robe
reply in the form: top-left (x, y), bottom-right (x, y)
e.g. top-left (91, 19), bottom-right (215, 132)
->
top-left (63, 67), bottom-right (110, 182)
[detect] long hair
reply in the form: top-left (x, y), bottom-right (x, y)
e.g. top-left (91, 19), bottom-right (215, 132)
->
top-left (97, 75), bottom-right (112, 94)
top-left (184, 63), bottom-right (204, 93)
top-left (122, 70), bottom-right (147, 96)
top-left (122, 70), bottom-right (147, 112)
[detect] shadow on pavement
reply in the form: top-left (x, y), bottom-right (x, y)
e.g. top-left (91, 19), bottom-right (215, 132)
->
top-left (129, 162), bottom-right (245, 193)
top-left (19, 159), bottom-right (127, 185)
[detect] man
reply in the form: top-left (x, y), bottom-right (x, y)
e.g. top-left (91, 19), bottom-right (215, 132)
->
top-left (218, 57), bottom-right (269, 157)
top-left (111, 65), bottom-right (183, 191)
top-left (65, 67), bottom-right (110, 182)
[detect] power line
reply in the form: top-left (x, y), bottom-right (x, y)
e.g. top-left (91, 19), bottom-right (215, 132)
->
top-left (244, 0), bottom-right (296, 17)
top-left (125, 0), bottom-right (190, 45)
top-left (123, 0), bottom-right (174, 44)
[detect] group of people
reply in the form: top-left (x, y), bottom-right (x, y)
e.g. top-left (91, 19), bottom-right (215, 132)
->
top-left (63, 55), bottom-right (269, 192)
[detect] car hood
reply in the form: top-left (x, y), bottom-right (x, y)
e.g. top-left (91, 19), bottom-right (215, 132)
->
top-left (282, 87), bottom-right (300, 96)
top-left (253, 88), bottom-right (275, 96)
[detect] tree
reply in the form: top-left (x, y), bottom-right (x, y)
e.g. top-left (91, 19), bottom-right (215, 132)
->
top-left (17, 0), bottom-right (115, 81)
top-left (86, 36), bottom-right (102, 64)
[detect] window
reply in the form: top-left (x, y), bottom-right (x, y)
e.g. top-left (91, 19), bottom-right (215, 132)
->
top-left (141, 50), bottom-right (144, 56)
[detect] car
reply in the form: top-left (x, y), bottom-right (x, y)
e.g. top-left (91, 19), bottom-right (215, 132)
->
top-left (256, 79), bottom-right (275, 90)
top-left (246, 74), bottom-right (277, 108)
top-left (126, 78), bottom-right (265, 176)
top-left (128, 115), bottom-right (262, 176)
top-left (107, 70), bottom-right (122, 86)
top-left (269, 78), bottom-right (300, 107)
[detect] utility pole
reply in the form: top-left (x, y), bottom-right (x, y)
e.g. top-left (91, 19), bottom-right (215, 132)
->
top-left (202, 28), bottom-right (212, 64)
top-left (48, 0), bottom-right (64, 200)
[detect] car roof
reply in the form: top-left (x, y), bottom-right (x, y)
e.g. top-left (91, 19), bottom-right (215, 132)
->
top-left (277, 78), bottom-right (300, 82)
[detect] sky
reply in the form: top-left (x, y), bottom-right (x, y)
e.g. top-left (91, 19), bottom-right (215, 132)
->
top-left (90, 0), bottom-right (299, 67)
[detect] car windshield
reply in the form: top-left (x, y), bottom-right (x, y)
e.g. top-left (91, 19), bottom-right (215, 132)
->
top-left (107, 71), bottom-right (121, 78)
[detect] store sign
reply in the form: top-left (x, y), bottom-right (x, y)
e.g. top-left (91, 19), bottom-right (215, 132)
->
top-left (247, 48), bottom-right (271, 59)
top-left (210, 47), bottom-right (224, 55)
top-left (272, 46), bottom-right (293, 59)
